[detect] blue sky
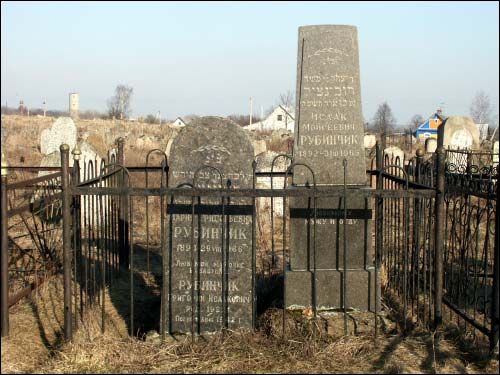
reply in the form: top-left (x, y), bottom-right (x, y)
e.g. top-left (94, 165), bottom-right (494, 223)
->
top-left (1, 1), bottom-right (499, 125)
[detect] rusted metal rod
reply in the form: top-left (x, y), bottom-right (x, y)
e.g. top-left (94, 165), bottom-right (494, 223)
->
top-left (61, 144), bottom-right (73, 341)
top-left (6, 172), bottom-right (62, 190)
top-left (69, 186), bottom-right (437, 199)
top-left (1, 169), bottom-right (9, 337)
top-left (8, 268), bottom-right (57, 307)
top-left (433, 146), bottom-right (446, 328)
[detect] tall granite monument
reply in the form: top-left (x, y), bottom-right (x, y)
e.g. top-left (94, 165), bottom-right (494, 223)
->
top-left (167, 117), bottom-right (254, 333)
top-left (286, 25), bottom-right (376, 311)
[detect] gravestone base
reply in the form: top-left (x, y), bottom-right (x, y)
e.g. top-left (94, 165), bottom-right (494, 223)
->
top-left (285, 268), bottom-right (376, 311)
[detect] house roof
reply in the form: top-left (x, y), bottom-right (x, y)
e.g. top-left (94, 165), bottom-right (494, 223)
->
top-left (277, 105), bottom-right (295, 120)
top-left (416, 112), bottom-right (445, 132)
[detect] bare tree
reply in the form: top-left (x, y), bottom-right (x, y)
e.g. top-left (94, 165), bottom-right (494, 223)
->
top-left (371, 101), bottom-right (396, 137)
top-left (277, 90), bottom-right (295, 109)
top-left (409, 114), bottom-right (424, 132)
top-left (470, 90), bottom-right (493, 124)
top-left (107, 84), bottom-right (133, 120)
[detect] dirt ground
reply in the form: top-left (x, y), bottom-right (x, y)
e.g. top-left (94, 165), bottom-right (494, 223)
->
top-left (1, 247), bottom-right (498, 374)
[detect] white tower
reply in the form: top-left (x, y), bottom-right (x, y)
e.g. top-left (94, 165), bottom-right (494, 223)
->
top-left (69, 93), bottom-right (79, 119)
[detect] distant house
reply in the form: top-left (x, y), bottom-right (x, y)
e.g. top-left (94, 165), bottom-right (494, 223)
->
top-left (245, 105), bottom-right (294, 132)
top-left (415, 110), bottom-right (489, 141)
top-left (415, 110), bottom-right (446, 140)
top-left (172, 117), bottom-right (186, 127)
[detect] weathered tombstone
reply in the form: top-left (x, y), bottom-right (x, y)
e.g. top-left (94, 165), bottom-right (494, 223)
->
top-left (252, 139), bottom-right (267, 156)
top-left (425, 138), bottom-right (437, 153)
top-left (286, 25), bottom-right (375, 312)
top-left (384, 146), bottom-right (405, 166)
top-left (438, 116), bottom-right (480, 151)
top-left (167, 116), bottom-right (254, 333)
top-left (40, 128), bottom-right (53, 155)
top-left (108, 148), bottom-right (117, 164)
top-left (255, 151), bottom-right (290, 217)
top-left (438, 116), bottom-right (480, 170)
top-left (165, 129), bottom-right (180, 158)
top-left (40, 117), bottom-right (77, 155)
top-left (364, 134), bottom-right (376, 149)
top-left (79, 141), bottom-right (103, 177)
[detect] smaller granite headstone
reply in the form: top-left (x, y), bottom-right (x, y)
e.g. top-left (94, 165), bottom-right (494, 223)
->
top-left (167, 117), bottom-right (254, 333)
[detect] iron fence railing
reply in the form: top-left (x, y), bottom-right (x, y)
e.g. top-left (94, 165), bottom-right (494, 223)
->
top-left (1, 139), bottom-right (498, 354)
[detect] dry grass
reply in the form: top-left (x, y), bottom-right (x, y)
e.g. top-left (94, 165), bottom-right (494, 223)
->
top-left (1, 276), bottom-right (65, 373)
top-left (2, 268), bottom-right (498, 374)
top-left (1, 114), bottom-right (176, 167)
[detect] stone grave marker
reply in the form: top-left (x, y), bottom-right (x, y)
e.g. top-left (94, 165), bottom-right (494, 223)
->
top-left (40, 117), bottom-right (77, 155)
top-left (252, 139), bottom-right (267, 156)
top-left (438, 116), bottom-right (480, 170)
top-left (363, 134), bottom-right (376, 149)
top-left (255, 150), bottom-right (290, 217)
top-left (384, 146), bottom-right (405, 166)
top-left (438, 116), bottom-right (480, 151)
top-left (167, 116), bottom-right (254, 333)
top-left (293, 25), bottom-right (365, 186)
top-left (425, 138), bottom-right (437, 153)
top-left (286, 25), bottom-right (375, 312)
top-left (40, 128), bottom-right (52, 155)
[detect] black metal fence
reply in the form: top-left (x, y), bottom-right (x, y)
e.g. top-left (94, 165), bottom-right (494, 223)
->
top-left (1, 164), bottom-right (65, 336)
top-left (442, 149), bottom-right (498, 349)
top-left (1, 138), bottom-right (498, 353)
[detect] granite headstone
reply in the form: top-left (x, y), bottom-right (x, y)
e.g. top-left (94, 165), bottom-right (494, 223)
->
top-left (287, 25), bottom-right (375, 312)
top-left (167, 117), bottom-right (254, 333)
top-left (293, 25), bottom-right (366, 186)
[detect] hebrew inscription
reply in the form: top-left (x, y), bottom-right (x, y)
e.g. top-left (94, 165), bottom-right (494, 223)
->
top-left (294, 25), bottom-right (366, 185)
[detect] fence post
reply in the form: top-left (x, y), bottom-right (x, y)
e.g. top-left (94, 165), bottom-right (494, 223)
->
top-left (491, 162), bottom-right (499, 353)
top-left (375, 141), bottom-right (383, 315)
top-left (71, 146), bottom-right (81, 329)
top-left (1, 155), bottom-right (9, 337)
top-left (415, 148), bottom-right (424, 184)
top-left (117, 138), bottom-right (129, 268)
top-left (433, 146), bottom-right (446, 328)
top-left (60, 144), bottom-right (73, 341)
